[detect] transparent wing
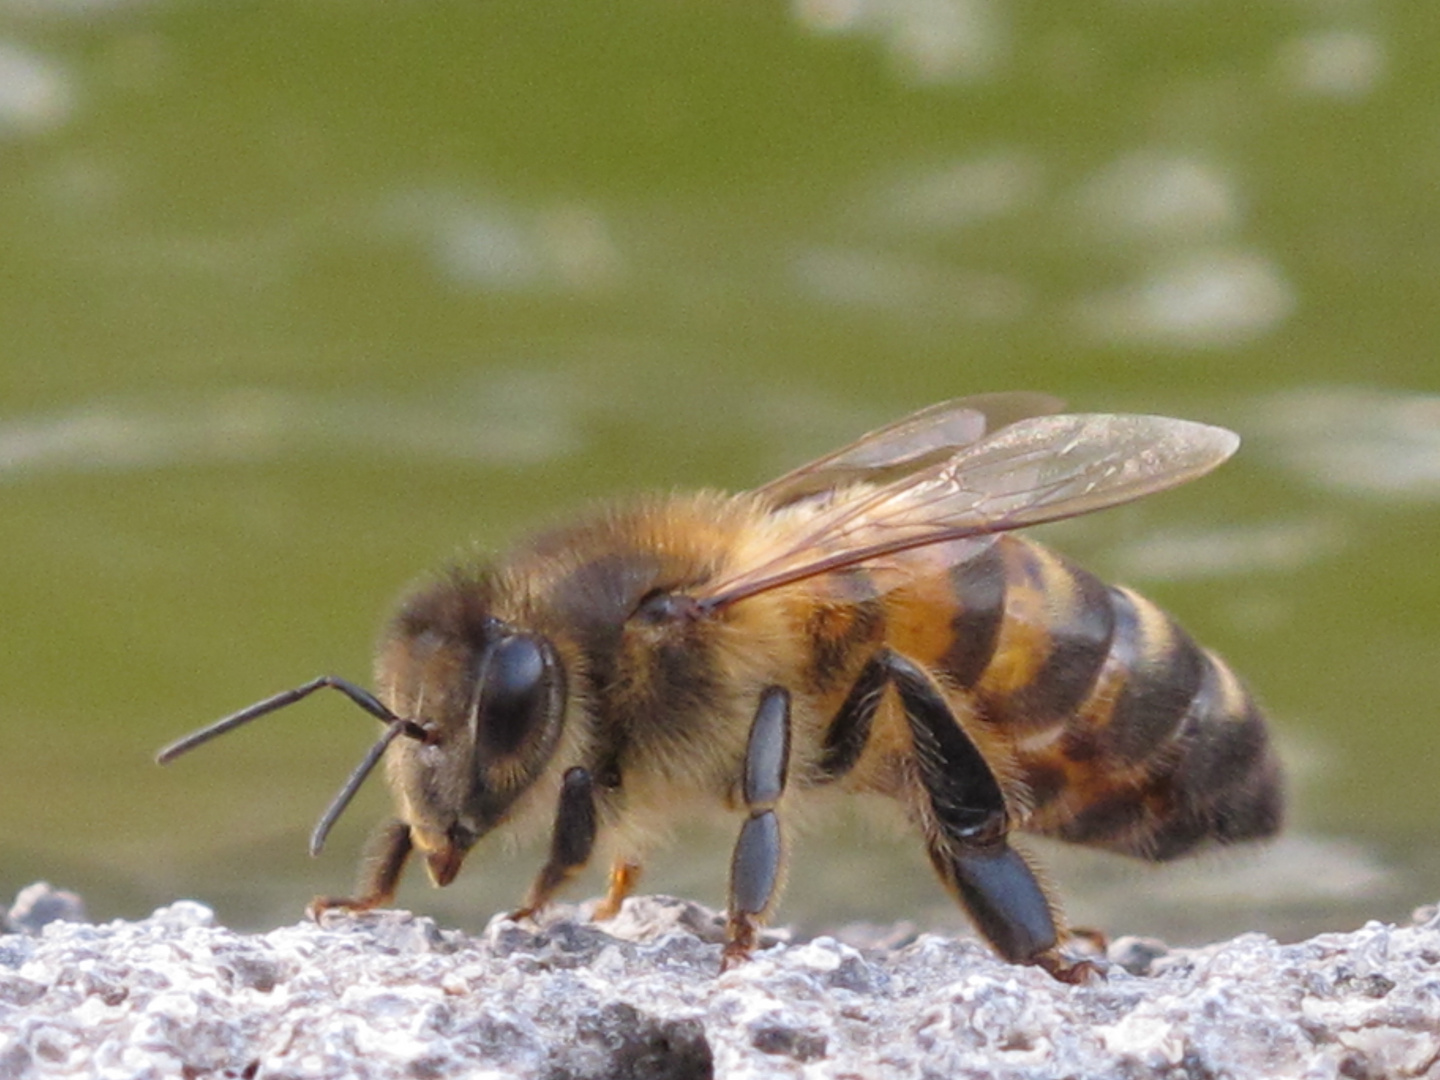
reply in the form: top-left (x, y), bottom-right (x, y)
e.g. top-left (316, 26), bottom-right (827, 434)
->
top-left (754, 392), bottom-right (1065, 509)
top-left (700, 413), bottom-right (1240, 611)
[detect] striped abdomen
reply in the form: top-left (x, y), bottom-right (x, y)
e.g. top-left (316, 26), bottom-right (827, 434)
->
top-left (899, 535), bottom-right (1283, 861)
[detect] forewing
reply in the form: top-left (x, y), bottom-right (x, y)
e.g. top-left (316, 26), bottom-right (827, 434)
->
top-left (753, 392), bottom-right (1065, 509)
top-left (701, 413), bottom-right (1240, 610)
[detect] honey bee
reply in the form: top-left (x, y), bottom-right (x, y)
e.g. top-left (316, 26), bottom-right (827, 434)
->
top-left (158, 393), bottom-right (1282, 981)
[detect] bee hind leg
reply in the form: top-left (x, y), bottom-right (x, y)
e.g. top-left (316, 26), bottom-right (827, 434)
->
top-left (307, 818), bottom-right (412, 920)
top-left (722, 686), bottom-right (791, 971)
top-left (887, 654), bottom-right (1088, 981)
top-left (511, 767), bottom-right (598, 922)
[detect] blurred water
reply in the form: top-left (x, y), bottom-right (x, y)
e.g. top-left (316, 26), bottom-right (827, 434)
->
top-left (1, 0), bottom-right (1436, 950)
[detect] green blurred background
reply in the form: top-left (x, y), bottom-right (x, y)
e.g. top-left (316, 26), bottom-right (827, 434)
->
top-left (2, 0), bottom-right (1436, 948)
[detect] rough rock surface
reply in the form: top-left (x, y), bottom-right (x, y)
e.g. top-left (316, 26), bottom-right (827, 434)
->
top-left (3, 883), bottom-right (1440, 1079)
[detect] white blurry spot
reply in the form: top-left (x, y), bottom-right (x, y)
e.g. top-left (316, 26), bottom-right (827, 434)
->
top-left (0, 41), bottom-right (73, 136)
top-left (1075, 249), bottom-right (1295, 349)
top-left (792, 246), bottom-right (1031, 322)
top-left (793, 0), bottom-right (864, 31)
top-left (1112, 520), bottom-right (1339, 582)
top-left (435, 206), bottom-right (544, 291)
top-left (1276, 30), bottom-right (1386, 99)
top-left (877, 149), bottom-right (1044, 232)
top-left (379, 189), bottom-right (623, 294)
top-left (1257, 387), bottom-right (1440, 500)
top-left (1072, 152), bottom-right (1240, 245)
top-left (537, 203), bottom-right (625, 291)
top-left (0, 377), bottom-right (584, 478)
top-left (793, 0), bottom-right (1008, 85)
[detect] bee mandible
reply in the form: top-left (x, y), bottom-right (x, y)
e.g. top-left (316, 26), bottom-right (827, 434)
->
top-left (158, 393), bottom-right (1282, 981)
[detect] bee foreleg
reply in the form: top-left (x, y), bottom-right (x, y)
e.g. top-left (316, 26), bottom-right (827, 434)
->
top-left (722, 686), bottom-right (791, 971)
top-left (593, 858), bottom-right (643, 921)
top-left (511, 767), bottom-right (598, 922)
top-left (307, 817), bottom-right (413, 920)
top-left (888, 654), bottom-right (1075, 977)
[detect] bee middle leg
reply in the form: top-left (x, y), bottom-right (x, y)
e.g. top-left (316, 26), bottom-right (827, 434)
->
top-left (511, 767), bottom-right (598, 921)
top-left (885, 653), bottom-right (1090, 982)
top-left (722, 686), bottom-right (791, 970)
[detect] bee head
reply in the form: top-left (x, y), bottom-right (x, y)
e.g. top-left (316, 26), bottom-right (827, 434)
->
top-left (380, 579), bottom-right (568, 888)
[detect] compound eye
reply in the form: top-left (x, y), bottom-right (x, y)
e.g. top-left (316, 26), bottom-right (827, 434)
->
top-left (475, 634), bottom-right (556, 757)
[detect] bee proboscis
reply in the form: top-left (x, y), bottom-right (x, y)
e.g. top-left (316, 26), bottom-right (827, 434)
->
top-left (159, 393), bottom-right (1282, 981)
